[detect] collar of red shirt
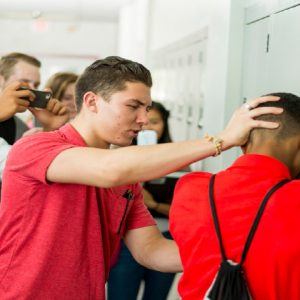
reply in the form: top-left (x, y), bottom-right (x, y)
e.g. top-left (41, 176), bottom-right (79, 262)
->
top-left (227, 154), bottom-right (291, 179)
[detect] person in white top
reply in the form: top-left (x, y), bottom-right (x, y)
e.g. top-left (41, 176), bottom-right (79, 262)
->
top-left (0, 137), bottom-right (10, 179)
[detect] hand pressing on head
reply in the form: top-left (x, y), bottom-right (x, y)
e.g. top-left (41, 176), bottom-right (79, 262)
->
top-left (218, 95), bottom-right (283, 149)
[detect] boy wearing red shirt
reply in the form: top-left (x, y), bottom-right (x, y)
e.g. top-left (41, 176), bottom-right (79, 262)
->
top-left (170, 93), bottom-right (300, 300)
top-left (0, 56), bottom-right (281, 299)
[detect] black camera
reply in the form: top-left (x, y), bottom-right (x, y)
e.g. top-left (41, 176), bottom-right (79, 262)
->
top-left (17, 87), bottom-right (52, 109)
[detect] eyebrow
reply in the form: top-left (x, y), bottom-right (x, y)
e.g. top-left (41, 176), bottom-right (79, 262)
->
top-left (20, 79), bottom-right (40, 88)
top-left (130, 99), bottom-right (146, 105)
top-left (130, 99), bottom-right (152, 108)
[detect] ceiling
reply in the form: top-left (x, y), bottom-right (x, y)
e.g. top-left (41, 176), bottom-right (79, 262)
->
top-left (0, 0), bottom-right (133, 22)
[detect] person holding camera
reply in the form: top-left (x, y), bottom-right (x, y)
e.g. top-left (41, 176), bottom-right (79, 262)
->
top-left (0, 56), bottom-right (282, 300)
top-left (0, 52), bottom-right (69, 144)
top-left (0, 52), bottom-right (70, 194)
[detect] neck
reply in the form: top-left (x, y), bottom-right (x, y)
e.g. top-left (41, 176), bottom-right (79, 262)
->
top-left (245, 137), bottom-right (300, 178)
top-left (70, 113), bottom-right (110, 149)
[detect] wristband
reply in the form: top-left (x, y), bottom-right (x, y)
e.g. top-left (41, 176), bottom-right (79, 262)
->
top-left (204, 134), bottom-right (224, 156)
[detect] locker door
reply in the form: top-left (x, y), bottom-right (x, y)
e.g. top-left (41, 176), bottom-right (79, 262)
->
top-left (275, 0), bottom-right (300, 11)
top-left (166, 54), bottom-right (177, 126)
top-left (242, 17), bottom-right (271, 100)
top-left (186, 40), bottom-right (207, 171)
top-left (268, 5), bottom-right (300, 95)
top-left (186, 40), bottom-right (206, 141)
top-left (170, 48), bottom-right (189, 141)
top-left (184, 44), bottom-right (196, 140)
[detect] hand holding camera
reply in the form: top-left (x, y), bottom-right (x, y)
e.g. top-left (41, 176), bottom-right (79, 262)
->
top-left (0, 81), bottom-right (35, 121)
top-left (17, 86), bottom-right (52, 109)
top-left (15, 82), bottom-right (69, 130)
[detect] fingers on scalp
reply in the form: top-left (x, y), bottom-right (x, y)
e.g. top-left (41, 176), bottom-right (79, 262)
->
top-left (254, 120), bottom-right (279, 129)
top-left (249, 106), bottom-right (282, 117)
top-left (249, 96), bottom-right (280, 108)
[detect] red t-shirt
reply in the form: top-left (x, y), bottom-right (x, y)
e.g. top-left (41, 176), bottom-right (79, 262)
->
top-left (0, 124), bottom-right (155, 300)
top-left (170, 154), bottom-right (300, 300)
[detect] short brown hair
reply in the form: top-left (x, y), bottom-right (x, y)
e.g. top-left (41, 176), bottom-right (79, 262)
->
top-left (0, 52), bottom-right (41, 80)
top-left (45, 72), bottom-right (78, 101)
top-left (75, 56), bottom-right (152, 111)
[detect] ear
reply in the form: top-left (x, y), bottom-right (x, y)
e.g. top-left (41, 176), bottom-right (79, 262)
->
top-left (82, 91), bottom-right (99, 113)
top-left (291, 137), bottom-right (300, 178)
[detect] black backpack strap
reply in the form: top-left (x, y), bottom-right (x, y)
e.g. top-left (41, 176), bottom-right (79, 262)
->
top-left (240, 178), bottom-right (290, 264)
top-left (209, 174), bottom-right (227, 261)
top-left (209, 174), bottom-right (290, 263)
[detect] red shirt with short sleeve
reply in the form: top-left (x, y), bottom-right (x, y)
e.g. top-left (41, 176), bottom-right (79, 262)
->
top-left (170, 154), bottom-right (300, 300)
top-left (0, 124), bottom-right (155, 300)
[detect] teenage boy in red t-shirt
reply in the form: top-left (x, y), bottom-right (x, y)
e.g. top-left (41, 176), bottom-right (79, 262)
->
top-left (0, 56), bottom-right (282, 300)
top-left (170, 93), bottom-right (300, 300)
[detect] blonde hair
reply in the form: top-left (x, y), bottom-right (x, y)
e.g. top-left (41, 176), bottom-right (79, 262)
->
top-left (45, 72), bottom-right (78, 101)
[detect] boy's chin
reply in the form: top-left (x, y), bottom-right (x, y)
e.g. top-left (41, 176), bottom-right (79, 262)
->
top-left (113, 140), bottom-right (134, 148)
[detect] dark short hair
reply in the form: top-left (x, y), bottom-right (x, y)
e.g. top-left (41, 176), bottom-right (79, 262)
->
top-left (131, 101), bottom-right (172, 146)
top-left (75, 56), bottom-right (152, 111)
top-left (253, 92), bottom-right (300, 139)
top-left (150, 101), bottom-right (172, 143)
top-left (0, 52), bottom-right (41, 80)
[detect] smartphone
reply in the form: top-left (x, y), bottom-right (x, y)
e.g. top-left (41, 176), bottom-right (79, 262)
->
top-left (137, 130), bottom-right (157, 145)
top-left (17, 87), bottom-right (52, 109)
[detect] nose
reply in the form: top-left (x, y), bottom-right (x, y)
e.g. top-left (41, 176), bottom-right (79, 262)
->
top-left (137, 109), bottom-right (149, 125)
top-left (27, 82), bottom-right (36, 89)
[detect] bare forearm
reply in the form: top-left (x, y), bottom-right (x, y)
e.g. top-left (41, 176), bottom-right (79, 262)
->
top-left (153, 203), bottom-right (170, 217)
top-left (47, 139), bottom-right (217, 187)
top-left (112, 139), bottom-right (216, 185)
top-left (124, 226), bottom-right (182, 273)
top-left (47, 96), bottom-right (283, 187)
top-left (130, 237), bottom-right (182, 273)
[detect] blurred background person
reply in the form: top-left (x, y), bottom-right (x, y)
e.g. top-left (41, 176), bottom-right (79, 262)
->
top-left (0, 137), bottom-right (10, 180)
top-left (108, 101), bottom-right (189, 300)
top-left (0, 52), bottom-right (69, 196)
top-left (0, 52), bottom-right (41, 144)
top-left (29, 71), bottom-right (78, 134)
top-left (44, 72), bottom-right (78, 120)
top-left (0, 52), bottom-right (69, 143)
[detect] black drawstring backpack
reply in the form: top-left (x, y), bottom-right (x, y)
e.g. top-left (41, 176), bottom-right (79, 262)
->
top-left (205, 174), bottom-right (289, 300)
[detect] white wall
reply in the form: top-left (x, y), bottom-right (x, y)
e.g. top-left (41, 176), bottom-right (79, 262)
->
top-left (118, 0), bottom-right (245, 172)
top-left (117, 0), bottom-right (151, 63)
top-left (149, 0), bottom-right (211, 51)
top-left (0, 18), bottom-right (118, 86)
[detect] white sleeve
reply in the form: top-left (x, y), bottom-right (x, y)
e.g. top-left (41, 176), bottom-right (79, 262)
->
top-left (0, 138), bottom-right (11, 180)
